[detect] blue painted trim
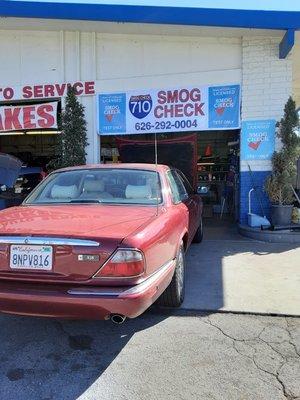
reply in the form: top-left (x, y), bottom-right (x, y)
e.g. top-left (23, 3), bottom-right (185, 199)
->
top-left (239, 171), bottom-right (271, 225)
top-left (0, 1), bottom-right (300, 30)
top-left (279, 29), bottom-right (295, 58)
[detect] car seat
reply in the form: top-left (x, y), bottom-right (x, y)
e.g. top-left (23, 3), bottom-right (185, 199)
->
top-left (81, 179), bottom-right (113, 199)
top-left (50, 184), bottom-right (78, 200)
top-left (125, 185), bottom-right (152, 200)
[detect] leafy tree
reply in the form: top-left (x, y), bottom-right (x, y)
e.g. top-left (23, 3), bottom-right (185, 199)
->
top-left (48, 87), bottom-right (88, 170)
top-left (265, 97), bottom-right (300, 205)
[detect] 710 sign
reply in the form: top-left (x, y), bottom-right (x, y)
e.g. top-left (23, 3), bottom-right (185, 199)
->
top-left (129, 94), bottom-right (153, 119)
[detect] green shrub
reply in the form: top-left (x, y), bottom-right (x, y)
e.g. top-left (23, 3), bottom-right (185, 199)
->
top-left (265, 97), bottom-right (300, 205)
top-left (48, 86), bottom-right (88, 170)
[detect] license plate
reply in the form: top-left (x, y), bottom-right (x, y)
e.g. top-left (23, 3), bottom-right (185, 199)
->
top-left (10, 245), bottom-right (53, 271)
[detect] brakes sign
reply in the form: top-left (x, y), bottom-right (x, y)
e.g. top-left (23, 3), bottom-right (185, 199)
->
top-left (0, 102), bottom-right (58, 132)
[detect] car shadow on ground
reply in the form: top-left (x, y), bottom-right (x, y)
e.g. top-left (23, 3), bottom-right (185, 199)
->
top-left (0, 310), bottom-right (169, 400)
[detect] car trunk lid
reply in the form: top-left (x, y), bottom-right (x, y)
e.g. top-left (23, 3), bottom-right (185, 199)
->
top-left (0, 204), bottom-right (156, 283)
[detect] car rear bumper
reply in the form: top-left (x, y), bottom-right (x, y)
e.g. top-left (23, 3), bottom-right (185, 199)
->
top-left (0, 259), bottom-right (176, 320)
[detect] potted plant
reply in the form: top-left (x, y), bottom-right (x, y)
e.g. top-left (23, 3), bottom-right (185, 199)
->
top-left (265, 97), bottom-right (300, 225)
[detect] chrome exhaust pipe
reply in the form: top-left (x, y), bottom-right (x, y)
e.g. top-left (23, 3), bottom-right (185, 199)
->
top-left (110, 314), bottom-right (126, 324)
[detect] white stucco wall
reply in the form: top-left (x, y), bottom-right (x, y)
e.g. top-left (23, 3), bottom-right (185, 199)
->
top-left (0, 29), bottom-right (242, 163)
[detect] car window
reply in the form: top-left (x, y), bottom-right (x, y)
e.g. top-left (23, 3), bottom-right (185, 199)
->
top-left (167, 170), bottom-right (188, 203)
top-left (25, 168), bottom-right (162, 206)
top-left (176, 170), bottom-right (194, 196)
top-left (166, 171), bottom-right (180, 203)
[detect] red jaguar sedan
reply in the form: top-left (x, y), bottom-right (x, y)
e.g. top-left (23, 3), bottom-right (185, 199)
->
top-left (0, 164), bottom-right (203, 322)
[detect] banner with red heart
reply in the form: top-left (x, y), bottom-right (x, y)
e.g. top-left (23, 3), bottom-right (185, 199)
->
top-left (241, 120), bottom-right (276, 160)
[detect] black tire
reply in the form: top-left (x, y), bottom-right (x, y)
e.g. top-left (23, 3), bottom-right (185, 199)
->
top-left (193, 216), bottom-right (203, 243)
top-left (157, 244), bottom-right (185, 307)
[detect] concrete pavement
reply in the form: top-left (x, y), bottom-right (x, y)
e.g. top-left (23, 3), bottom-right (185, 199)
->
top-left (182, 218), bottom-right (300, 316)
top-left (0, 311), bottom-right (299, 400)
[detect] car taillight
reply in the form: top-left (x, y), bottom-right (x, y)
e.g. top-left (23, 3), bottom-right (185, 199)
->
top-left (94, 249), bottom-right (145, 278)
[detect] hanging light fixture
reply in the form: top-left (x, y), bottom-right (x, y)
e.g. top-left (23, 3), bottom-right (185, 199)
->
top-left (25, 131), bottom-right (60, 135)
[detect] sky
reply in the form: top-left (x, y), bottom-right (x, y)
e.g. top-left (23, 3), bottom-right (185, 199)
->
top-left (5, 0), bottom-right (300, 12)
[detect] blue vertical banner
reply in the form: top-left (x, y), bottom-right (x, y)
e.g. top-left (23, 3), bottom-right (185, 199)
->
top-left (241, 119), bottom-right (276, 160)
top-left (98, 93), bottom-right (126, 135)
top-left (208, 85), bottom-right (240, 129)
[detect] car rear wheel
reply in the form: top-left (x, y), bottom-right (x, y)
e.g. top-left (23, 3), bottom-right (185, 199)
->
top-left (157, 244), bottom-right (185, 307)
top-left (193, 216), bottom-right (203, 243)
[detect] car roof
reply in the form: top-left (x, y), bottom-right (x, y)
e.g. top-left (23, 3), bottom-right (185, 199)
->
top-left (55, 163), bottom-right (170, 173)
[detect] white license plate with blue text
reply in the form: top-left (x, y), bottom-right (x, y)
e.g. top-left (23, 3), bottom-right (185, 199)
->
top-left (10, 245), bottom-right (53, 271)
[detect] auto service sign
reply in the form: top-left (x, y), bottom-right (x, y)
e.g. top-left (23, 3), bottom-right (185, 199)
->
top-left (0, 81), bottom-right (95, 101)
top-left (0, 102), bottom-right (58, 132)
top-left (98, 84), bottom-right (240, 135)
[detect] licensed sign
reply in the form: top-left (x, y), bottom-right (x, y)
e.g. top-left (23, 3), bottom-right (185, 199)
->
top-left (241, 119), bottom-right (276, 160)
top-left (0, 102), bottom-right (58, 132)
top-left (97, 84), bottom-right (240, 135)
top-left (208, 85), bottom-right (240, 129)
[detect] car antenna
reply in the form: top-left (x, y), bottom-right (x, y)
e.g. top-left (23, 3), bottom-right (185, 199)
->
top-left (154, 132), bottom-right (159, 217)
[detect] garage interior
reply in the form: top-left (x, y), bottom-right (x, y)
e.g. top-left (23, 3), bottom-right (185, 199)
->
top-left (0, 97), bottom-right (60, 167)
top-left (100, 129), bottom-right (240, 225)
top-left (0, 131), bottom-right (59, 207)
top-left (0, 132), bottom-right (58, 168)
top-left (0, 98), bottom-right (60, 209)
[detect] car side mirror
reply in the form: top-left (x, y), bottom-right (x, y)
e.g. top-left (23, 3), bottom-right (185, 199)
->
top-left (196, 186), bottom-right (209, 195)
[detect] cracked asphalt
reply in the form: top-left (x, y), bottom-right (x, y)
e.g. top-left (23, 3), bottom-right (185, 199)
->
top-left (0, 311), bottom-right (299, 400)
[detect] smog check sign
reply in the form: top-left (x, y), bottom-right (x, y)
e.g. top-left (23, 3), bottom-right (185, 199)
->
top-left (97, 84), bottom-right (240, 135)
top-left (241, 120), bottom-right (276, 160)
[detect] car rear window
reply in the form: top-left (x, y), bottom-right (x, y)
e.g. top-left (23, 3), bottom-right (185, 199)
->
top-left (25, 168), bottom-right (162, 206)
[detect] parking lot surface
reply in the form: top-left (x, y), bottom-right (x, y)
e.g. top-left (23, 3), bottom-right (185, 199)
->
top-left (0, 311), bottom-right (299, 400)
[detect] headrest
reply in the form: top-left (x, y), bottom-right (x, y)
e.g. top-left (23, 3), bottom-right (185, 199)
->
top-left (125, 185), bottom-right (151, 199)
top-left (51, 184), bottom-right (77, 199)
top-left (83, 180), bottom-right (105, 193)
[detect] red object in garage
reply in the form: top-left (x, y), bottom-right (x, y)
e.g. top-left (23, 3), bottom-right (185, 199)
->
top-left (204, 144), bottom-right (212, 157)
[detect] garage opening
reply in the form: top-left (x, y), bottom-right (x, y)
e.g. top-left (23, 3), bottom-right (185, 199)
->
top-left (0, 99), bottom-right (60, 209)
top-left (99, 129), bottom-right (240, 228)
